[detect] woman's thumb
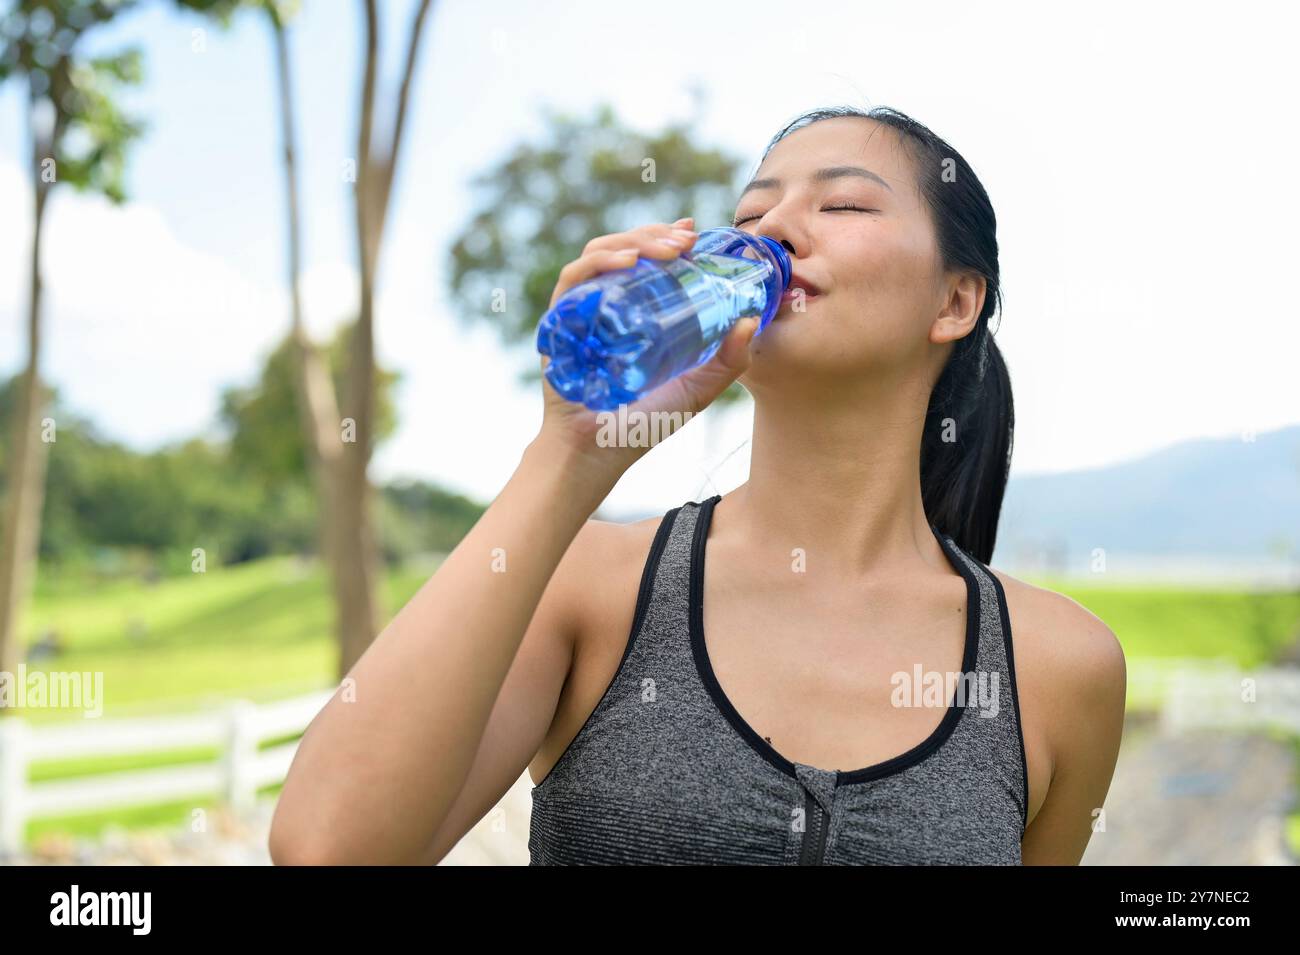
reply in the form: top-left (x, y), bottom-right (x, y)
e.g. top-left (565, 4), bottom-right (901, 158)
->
top-left (719, 317), bottom-right (760, 370)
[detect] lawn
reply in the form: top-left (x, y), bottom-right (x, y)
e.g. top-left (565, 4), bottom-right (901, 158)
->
top-left (19, 555), bottom-right (436, 721)
top-left (1037, 577), bottom-right (1300, 666)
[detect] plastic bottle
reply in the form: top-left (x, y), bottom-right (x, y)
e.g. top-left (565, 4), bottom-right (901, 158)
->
top-left (536, 227), bottom-right (791, 411)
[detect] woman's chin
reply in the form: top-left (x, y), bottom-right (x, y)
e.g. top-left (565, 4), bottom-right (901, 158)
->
top-left (774, 292), bottom-right (822, 319)
top-left (744, 332), bottom-right (835, 381)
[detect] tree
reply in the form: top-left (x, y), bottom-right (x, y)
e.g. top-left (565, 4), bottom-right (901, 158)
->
top-left (220, 321), bottom-right (400, 491)
top-left (0, 375), bottom-right (100, 565)
top-left (336, 0), bottom-right (434, 674)
top-left (446, 99), bottom-right (749, 403)
top-left (176, 0), bottom-right (431, 677)
top-left (0, 0), bottom-right (146, 694)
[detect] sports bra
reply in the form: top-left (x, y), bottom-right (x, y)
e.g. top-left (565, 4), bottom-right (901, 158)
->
top-left (528, 494), bottom-right (1029, 864)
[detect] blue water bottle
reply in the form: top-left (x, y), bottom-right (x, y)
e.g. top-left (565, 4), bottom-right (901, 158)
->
top-left (536, 227), bottom-right (792, 411)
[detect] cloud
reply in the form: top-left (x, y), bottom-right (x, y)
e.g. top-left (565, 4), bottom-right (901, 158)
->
top-left (0, 157), bottom-right (363, 449)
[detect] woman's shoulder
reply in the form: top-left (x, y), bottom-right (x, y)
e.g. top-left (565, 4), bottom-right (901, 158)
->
top-left (988, 567), bottom-right (1126, 693)
top-left (987, 566), bottom-right (1127, 780)
top-left (572, 505), bottom-right (678, 568)
top-left (579, 497), bottom-right (707, 559)
top-left (560, 506), bottom-right (682, 646)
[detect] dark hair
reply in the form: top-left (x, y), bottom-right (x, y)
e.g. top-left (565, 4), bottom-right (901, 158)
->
top-left (758, 105), bottom-right (1013, 564)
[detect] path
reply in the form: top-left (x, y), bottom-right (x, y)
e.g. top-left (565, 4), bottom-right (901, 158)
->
top-left (1080, 714), bottom-right (1296, 865)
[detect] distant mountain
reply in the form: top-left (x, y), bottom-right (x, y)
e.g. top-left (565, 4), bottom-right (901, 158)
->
top-left (995, 425), bottom-right (1300, 578)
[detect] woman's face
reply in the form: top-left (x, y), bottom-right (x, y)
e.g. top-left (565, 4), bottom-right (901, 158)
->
top-left (732, 116), bottom-right (978, 394)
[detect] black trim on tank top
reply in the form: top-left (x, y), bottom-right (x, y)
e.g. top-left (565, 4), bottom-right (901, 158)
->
top-left (987, 563), bottom-right (1031, 835)
top-left (687, 492), bottom-right (982, 789)
top-left (530, 504), bottom-right (684, 793)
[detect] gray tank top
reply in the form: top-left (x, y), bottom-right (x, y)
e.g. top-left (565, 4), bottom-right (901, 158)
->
top-left (529, 494), bottom-right (1029, 865)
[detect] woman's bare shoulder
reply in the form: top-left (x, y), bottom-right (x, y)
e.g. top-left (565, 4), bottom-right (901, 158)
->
top-left (561, 508), bottom-right (677, 641)
top-left (569, 509), bottom-right (670, 572)
top-left (988, 567), bottom-right (1126, 695)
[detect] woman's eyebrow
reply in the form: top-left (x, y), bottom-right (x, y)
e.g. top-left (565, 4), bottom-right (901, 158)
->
top-left (737, 165), bottom-right (894, 201)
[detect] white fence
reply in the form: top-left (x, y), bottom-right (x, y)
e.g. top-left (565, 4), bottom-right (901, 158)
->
top-left (1126, 656), bottom-right (1236, 709)
top-left (0, 689), bottom-right (333, 855)
top-left (1160, 666), bottom-right (1300, 735)
top-left (1127, 657), bottom-right (1300, 735)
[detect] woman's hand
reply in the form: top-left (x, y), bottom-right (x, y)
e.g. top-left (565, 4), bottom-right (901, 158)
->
top-left (535, 216), bottom-right (760, 481)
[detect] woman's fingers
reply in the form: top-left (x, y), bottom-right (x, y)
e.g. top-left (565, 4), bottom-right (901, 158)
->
top-left (581, 221), bottom-right (697, 258)
top-left (549, 247), bottom-right (641, 308)
top-left (548, 222), bottom-right (698, 308)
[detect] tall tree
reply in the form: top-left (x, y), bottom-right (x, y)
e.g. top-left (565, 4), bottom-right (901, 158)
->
top-left (336, 0), bottom-right (433, 673)
top-left (178, 0), bottom-right (430, 677)
top-left (0, 0), bottom-right (145, 693)
top-left (260, 0), bottom-right (357, 675)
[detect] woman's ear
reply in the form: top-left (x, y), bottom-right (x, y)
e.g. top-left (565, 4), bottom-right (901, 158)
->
top-left (930, 272), bottom-right (986, 345)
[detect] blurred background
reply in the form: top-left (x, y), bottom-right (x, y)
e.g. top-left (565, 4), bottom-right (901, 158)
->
top-left (0, 0), bottom-right (1297, 865)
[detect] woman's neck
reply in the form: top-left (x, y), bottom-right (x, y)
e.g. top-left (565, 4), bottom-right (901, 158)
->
top-left (730, 376), bottom-right (944, 579)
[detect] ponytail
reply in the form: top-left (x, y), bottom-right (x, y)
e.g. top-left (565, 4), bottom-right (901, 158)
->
top-left (921, 332), bottom-right (1014, 564)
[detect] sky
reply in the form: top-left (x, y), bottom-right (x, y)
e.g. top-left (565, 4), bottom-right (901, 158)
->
top-left (1, 0), bottom-right (1297, 518)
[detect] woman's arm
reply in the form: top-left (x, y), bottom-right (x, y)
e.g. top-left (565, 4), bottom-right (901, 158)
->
top-left (268, 219), bottom-right (759, 865)
top-left (268, 434), bottom-right (616, 865)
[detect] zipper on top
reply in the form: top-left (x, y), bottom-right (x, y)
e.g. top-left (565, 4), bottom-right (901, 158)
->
top-left (797, 790), bottom-right (831, 865)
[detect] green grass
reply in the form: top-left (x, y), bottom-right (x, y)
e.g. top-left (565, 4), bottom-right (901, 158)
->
top-left (29, 745), bottom-right (220, 783)
top-left (1034, 579), bottom-right (1300, 667)
top-left (18, 555), bottom-right (435, 721)
top-left (28, 732), bottom-right (300, 784)
top-left (25, 783), bottom-right (284, 845)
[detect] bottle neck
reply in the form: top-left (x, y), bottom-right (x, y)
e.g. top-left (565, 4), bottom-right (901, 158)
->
top-left (754, 235), bottom-right (791, 331)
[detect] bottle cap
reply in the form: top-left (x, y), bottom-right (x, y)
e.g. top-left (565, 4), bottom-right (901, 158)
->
top-left (756, 235), bottom-right (792, 293)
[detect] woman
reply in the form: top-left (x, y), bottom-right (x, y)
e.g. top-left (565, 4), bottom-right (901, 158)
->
top-left (270, 105), bottom-right (1127, 866)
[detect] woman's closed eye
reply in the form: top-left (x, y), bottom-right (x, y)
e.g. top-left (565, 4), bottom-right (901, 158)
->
top-left (731, 204), bottom-right (877, 227)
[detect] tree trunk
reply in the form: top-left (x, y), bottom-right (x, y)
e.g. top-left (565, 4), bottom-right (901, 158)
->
top-left (333, 0), bottom-right (433, 675)
top-left (270, 14), bottom-right (371, 678)
top-left (0, 122), bottom-right (52, 707)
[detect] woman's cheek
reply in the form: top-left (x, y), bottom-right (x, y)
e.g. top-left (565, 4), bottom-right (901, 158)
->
top-left (839, 288), bottom-right (921, 365)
